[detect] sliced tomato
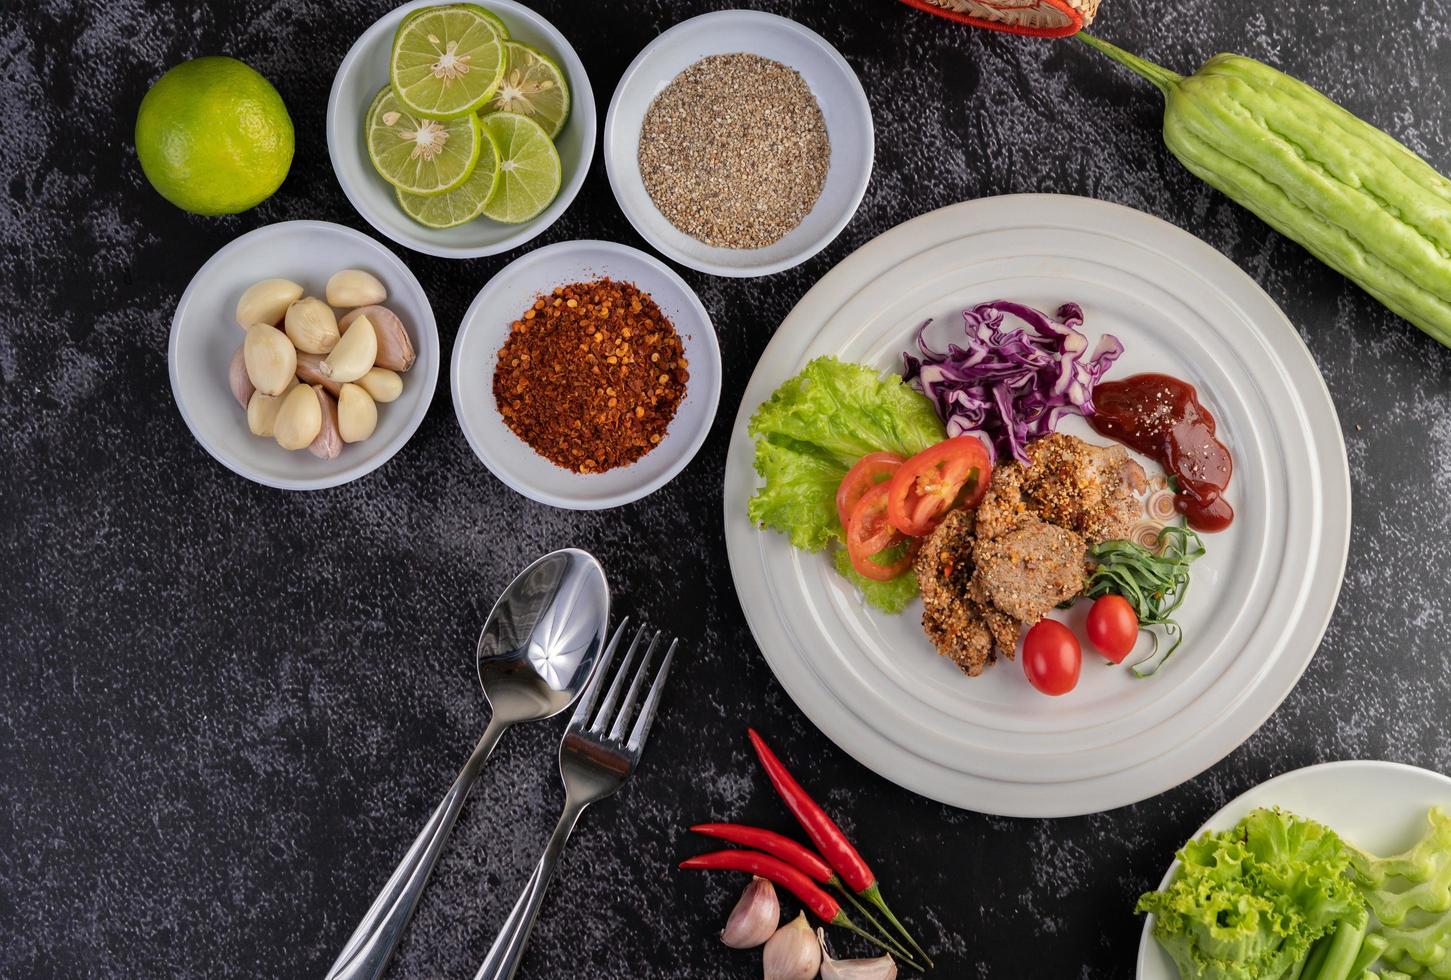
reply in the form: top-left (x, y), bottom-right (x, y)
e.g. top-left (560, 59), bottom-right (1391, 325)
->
top-left (886, 436), bottom-right (993, 537)
top-left (835, 452), bottom-right (904, 530)
top-left (846, 484), bottom-right (918, 581)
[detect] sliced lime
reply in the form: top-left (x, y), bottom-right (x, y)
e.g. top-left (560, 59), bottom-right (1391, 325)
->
top-left (399, 4), bottom-right (509, 40)
top-left (396, 125), bottom-right (501, 227)
top-left (390, 5), bottom-right (506, 119)
top-left (365, 86), bottom-right (482, 196)
top-left (488, 41), bottom-right (570, 138)
top-left (478, 111), bottom-right (561, 223)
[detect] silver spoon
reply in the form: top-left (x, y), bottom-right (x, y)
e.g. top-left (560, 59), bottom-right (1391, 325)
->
top-left (325, 548), bottom-right (610, 980)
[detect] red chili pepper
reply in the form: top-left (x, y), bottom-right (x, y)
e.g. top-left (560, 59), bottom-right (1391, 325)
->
top-left (679, 850), bottom-right (842, 923)
top-left (690, 824), bottom-right (834, 883)
top-left (746, 728), bottom-right (875, 890)
top-left (747, 728), bottom-right (934, 967)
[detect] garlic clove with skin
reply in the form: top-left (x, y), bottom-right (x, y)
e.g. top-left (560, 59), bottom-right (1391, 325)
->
top-left (817, 927), bottom-right (898, 980)
top-left (763, 912), bottom-right (820, 980)
top-left (720, 876), bottom-right (779, 949)
top-left (339, 305), bottom-right (415, 372)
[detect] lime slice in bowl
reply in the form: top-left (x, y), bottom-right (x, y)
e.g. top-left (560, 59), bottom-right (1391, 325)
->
top-left (478, 111), bottom-right (561, 224)
top-left (395, 125), bottom-right (501, 227)
top-left (365, 86), bottom-right (482, 195)
top-left (390, 4), bottom-right (506, 118)
top-left (487, 41), bottom-right (570, 138)
top-left (399, 3), bottom-right (509, 39)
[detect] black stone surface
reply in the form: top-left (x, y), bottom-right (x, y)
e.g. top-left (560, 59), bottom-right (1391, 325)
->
top-left (5, 1), bottom-right (1451, 977)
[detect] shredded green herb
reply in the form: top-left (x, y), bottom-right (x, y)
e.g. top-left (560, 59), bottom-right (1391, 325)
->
top-left (1084, 525), bottom-right (1205, 677)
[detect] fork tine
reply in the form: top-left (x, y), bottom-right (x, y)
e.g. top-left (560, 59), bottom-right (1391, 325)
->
top-left (567, 618), bottom-right (629, 728)
top-left (589, 624), bottom-right (647, 733)
top-left (608, 631), bottom-right (662, 743)
top-left (626, 638), bottom-right (678, 753)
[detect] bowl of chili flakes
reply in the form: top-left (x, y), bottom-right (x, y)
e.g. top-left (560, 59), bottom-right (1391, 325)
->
top-left (451, 239), bottom-right (721, 509)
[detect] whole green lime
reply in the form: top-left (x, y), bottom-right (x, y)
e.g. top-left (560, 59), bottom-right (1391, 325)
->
top-left (135, 56), bottom-right (294, 215)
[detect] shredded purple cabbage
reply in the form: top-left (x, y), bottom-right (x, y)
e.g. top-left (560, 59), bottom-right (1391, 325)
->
top-left (902, 301), bottom-right (1123, 464)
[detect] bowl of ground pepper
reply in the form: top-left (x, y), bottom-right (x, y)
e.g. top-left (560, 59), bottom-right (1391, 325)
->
top-left (452, 239), bottom-right (721, 509)
top-left (604, 9), bottom-right (874, 278)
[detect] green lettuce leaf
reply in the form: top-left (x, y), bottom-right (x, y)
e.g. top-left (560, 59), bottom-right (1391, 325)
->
top-left (749, 356), bottom-right (946, 468)
top-left (833, 548), bottom-right (920, 614)
top-left (1137, 808), bottom-right (1364, 980)
top-left (746, 357), bottom-right (945, 613)
top-left (1348, 807), bottom-right (1451, 976)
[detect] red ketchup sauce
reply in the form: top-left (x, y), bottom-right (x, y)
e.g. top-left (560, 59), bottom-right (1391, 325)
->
top-left (1087, 373), bottom-right (1234, 532)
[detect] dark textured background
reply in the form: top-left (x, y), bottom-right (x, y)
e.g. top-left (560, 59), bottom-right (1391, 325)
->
top-left (4, 0), bottom-right (1451, 977)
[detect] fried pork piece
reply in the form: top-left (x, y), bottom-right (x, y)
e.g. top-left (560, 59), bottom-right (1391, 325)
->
top-left (976, 432), bottom-right (1146, 544)
top-left (916, 510), bottom-right (996, 676)
top-left (970, 521), bottom-right (1088, 625)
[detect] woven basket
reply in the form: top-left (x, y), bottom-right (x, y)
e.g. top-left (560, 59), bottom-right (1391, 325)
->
top-left (903, 0), bottom-right (1101, 36)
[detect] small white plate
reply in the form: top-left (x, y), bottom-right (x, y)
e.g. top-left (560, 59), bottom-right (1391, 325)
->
top-left (451, 239), bottom-right (721, 509)
top-left (1138, 760), bottom-right (1451, 978)
top-left (169, 220), bottom-right (439, 491)
top-left (604, 9), bottom-right (873, 278)
top-left (326, 0), bottom-right (596, 259)
top-left (723, 195), bottom-right (1352, 816)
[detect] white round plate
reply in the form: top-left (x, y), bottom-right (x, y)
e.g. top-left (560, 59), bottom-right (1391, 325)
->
top-left (603, 9), bottom-right (873, 278)
top-left (1138, 760), bottom-right (1451, 978)
top-left (451, 239), bottom-right (721, 510)
top-left (169, 220), bottom-right (439, 491)
top-left (722, 195), bottom-right (1351, 817)
top-left (327, 0), bottom-right (596, 259)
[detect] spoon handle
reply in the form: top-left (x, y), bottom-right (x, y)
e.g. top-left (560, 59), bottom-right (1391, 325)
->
top-left (325, 716), bottom-right (509, 980)
top-left (471, 800), bottom-right (588, 980)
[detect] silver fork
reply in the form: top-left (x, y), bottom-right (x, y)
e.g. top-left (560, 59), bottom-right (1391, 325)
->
top-left (471, 622), bottom-right (679, 980)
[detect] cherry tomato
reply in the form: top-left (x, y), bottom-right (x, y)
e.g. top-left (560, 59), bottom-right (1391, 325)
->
top-left (836, 452), bottom-right (904, 530)
top-left (1022, 620), bottom-right (1081, 696)
top-left (1086, 594), bottom-right (1139, 664)
top-left (846, 484), bottom-right (918, 581)
top-left (886, 436), bottom-right (993, 537)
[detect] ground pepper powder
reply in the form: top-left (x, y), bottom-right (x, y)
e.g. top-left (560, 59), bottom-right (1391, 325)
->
top-left (493, 279), bottom-right (689, 473)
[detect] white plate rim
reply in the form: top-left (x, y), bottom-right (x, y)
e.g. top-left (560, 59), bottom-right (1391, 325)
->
top-left (167, 219), bottom-right (440, 491)
top-left (450, 238), bottom-right (722, 510)
top-left (602, 8), bottom-right (874, 278)
top-left (325, 0), bottom-right (597, 260)
top-left (1136, 760), bottom-right (1451, 978)
top-left (722, 194), bottom-right (1352, 816)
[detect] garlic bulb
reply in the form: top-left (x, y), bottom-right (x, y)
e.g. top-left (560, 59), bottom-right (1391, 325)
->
top-left (720, 876), bottom-right (779, 949)
top-left (763, 912), bottom-right (820, 980)
top-left (818, 927), bottom-right (898, 980)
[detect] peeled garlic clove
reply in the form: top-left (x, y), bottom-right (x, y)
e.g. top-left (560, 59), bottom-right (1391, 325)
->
top-left (763, 913), bottom-right (820, 980)
top-left (818, 927), bottom-right (898, 980)
top-left (274, 383), bottom-right (323, 450)
top-left (284, 296), bottom-right (340, 354)
top-left (339, 305), bottom-right (415, 372)
top-left (337, 383), bottom-right (377, 443)
top-left (246, 381), bottom-right (293, 437)
top-left (326, 269), bottom-right (387, 308)
top-left (236, 278), bottom-right (303, 328)
top-left (295, 352), bottom-right (341, 396)
top-left (356, 367), bottom-right (403, 404)
top-left (721, 876), bottom-right (779, 949)
top-left (244, 322), bottom-right (298, 395)
top-left (320, 314), bottom-right (377, 382)
top-left (228, 344), bottom-right (255, 409)
top-left (308, 386), bottom-right (342, 460)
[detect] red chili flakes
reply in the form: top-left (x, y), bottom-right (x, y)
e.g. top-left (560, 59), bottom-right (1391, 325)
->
top-left (493, 279), bottom-right (690, 473)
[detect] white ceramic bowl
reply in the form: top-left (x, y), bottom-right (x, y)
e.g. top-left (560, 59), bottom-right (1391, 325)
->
top-left (604, 9), bottom-right (873, 278)
top-left (326, 0), bottom-right (596, 259)
top-left (451, 239), bottom-right (721, 509)
top-left (169, 221), bottom-right (440, 490)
